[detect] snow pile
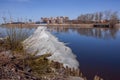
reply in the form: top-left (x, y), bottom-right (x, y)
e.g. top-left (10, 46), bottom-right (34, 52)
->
top-left (23, 26), bottom-right (79, 69)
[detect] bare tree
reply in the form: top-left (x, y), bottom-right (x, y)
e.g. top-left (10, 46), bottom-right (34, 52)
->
top-left (77, 10), bottom-right (119, 25)
top-left (8, 11), bottom-right (13, 23)
top-left (2, 16), bottom-right (7, 24)
top-left (89, 14), bottom-right (94, 21)
top-left (104, 10), bottom-right (111, 20)
top-left (98, 12), bottom-right (103, 22)
top-left (109, 11), bottom-right (119, 27)
top-left (94, 12), bottom-right (99, 22)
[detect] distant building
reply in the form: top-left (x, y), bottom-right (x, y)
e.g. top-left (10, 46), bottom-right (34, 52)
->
top-left (40, 16), bottom-right (69, 24)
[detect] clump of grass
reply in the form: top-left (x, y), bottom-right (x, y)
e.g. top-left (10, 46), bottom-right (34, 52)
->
top-left (5, 27), bottom-right (29, 52)
top-left (0, 27), bottom-right (30, 72)
top-left (26, 53), bottom-right (52, 77)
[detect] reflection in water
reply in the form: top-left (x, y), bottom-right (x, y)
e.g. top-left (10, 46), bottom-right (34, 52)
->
top-left (48, 27), bottom-right (119, 40)
top-left (76, 28), bottom-right (119, 39)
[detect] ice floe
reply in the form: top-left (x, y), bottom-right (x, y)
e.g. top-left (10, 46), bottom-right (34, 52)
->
top-left (23, 26), bottom-right (79, 69)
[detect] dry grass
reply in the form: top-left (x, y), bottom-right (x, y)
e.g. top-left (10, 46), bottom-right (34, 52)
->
top-left (26, 54), bottom-right (51, 77)
top-left (4, 27), bottom-right (29, 52)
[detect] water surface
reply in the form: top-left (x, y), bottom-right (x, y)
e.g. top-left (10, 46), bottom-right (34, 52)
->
top-left (0, 26), bottom-right (120, 80)
top-left (48, 27), bottom-right (120, 80)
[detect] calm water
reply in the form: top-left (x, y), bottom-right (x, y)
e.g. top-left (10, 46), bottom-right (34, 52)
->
top-left (49, 27), bottom-right (120, 80)
top-left (0, 26), bottom-right (120, 80)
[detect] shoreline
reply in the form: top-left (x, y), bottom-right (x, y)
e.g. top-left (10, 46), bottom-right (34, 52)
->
top-left (1, 23), bottom-right (120, 28)
top-left (1, 23), bottom-right (94, 28)
top-left (46, 24), bottom-right (94, 28)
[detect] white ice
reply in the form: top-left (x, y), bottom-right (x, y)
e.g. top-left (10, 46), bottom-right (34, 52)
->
top-left (23, 26), bottom-right (79, 69)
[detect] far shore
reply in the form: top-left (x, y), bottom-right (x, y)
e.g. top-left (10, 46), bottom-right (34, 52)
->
top-left (1, 23), bottom-right (120, 28)
top-left (0, 23), bottom-right (94, 28)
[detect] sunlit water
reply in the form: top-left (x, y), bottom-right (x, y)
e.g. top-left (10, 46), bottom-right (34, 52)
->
top-left (0, 25), bottom-right (120, 80)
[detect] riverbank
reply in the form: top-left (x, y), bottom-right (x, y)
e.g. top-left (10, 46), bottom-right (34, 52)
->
top-left (2, 23), bottom-right (120, 28)
top-left (1, 23), bottom-right (94, 28)
top-left (0, 50), bottom-right (86, 80)
top-left (1, 23), bottom-right (38, 28)
top-left (0, 37), bottom-right (85, 80)
top-left (46, 24), bottom-right (94, 28)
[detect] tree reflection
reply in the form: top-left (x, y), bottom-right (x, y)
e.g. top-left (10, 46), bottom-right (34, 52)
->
top-left (75, 28), bottom-right (119, 39)
top-left (48, 26), bottom-right (119, 40)
top-left (48, 26), bottom-right (69, 33)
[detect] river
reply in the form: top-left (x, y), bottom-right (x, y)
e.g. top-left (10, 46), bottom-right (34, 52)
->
top-left (0, 25), bottom-right (120, 80)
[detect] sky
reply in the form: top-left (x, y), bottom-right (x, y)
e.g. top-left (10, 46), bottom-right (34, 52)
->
top-left (0, 0), bottom-right (120, 23)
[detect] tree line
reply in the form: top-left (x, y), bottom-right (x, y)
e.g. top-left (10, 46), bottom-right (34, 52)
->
top-left (77, 10), bottom-right (119, 25)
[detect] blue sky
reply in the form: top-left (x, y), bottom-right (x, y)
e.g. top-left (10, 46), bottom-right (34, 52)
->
top-left (0, 0), bottom-right (120, 23)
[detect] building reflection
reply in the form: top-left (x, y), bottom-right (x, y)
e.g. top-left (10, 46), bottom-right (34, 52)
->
top-left (48, 26), bottom-right (119, 40)
top-left (48, 26), bottom-right (69, 33)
